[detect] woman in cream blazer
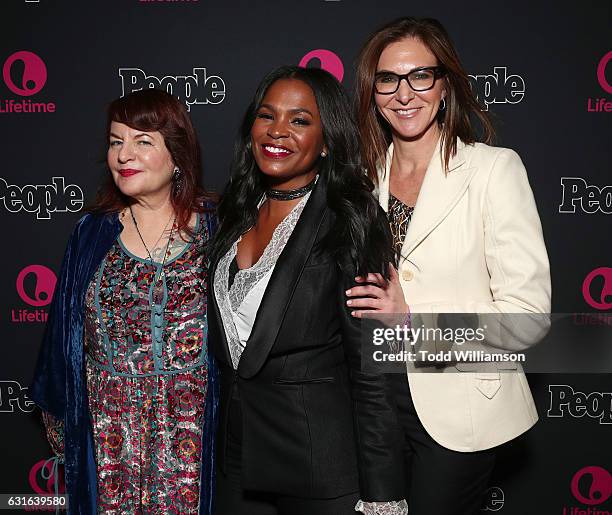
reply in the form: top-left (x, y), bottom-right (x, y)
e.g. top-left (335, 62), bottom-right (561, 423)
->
top-left (347, 17), bottom-right (551, 515)
top-left (377, 138), bottom-right (549, 451)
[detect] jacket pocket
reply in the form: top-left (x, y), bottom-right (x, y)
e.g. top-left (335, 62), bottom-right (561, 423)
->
top-left (273, 376), bottom-right (335, 385)
top-left (452, 364), bottom-right (505, 399)
top-left (474, 371), bottom-right (501, 399)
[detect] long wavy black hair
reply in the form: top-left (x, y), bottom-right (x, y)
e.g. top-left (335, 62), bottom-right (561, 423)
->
top-left (211, 65), bottom-right (394, 277)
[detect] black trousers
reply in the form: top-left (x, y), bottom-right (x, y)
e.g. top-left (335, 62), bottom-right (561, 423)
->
top-left (389, 373), bottom-right (496, 515)
top-left (214, 392), bottom-right (359, 515)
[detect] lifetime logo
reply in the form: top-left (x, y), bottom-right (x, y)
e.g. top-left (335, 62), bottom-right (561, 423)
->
top-left (582, 268), bottom-right (612, 311)
top-left (16, 264), bottom-right (56, 307)
top-left (587, 51), bottom-right (612, 113)
top-left (0, 381), bottom-right (35, 413)
top-left (299, 49), bottom-right (345, 82)
top-left (0, 50), bottom-right (55, 114)
top-left (559, 177), bottom-right (612, 214)
top-left (564, 466), bottom-right (612, 513)
top-left (0, 177), bottom-right (83, 219)
top-left (119, 67), bottom-right (225, 111)
top-left (12, 264), bottom-right (56, 324)
top-left (468, 67), bottom-right (525, 111)
top-left (29, 458), bottom-right (65, 495)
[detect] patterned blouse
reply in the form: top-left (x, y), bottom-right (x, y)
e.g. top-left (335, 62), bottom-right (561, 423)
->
top-left (387, 193), bottom-right (414, 265)
top-left (83, 213), bottom-right (210, 514)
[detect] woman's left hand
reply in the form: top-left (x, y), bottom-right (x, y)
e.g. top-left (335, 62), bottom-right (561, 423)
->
top-left (345, 264), bottom-right (408, 318)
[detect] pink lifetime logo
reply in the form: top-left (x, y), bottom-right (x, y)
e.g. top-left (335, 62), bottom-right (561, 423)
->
top-left (570, 466), bottom-right (612, 506)
top-left (597, 51), bottom-right (612, 94)
top-left (2, 51), bottom-right (47, 96)
top-left (299, 49), bottom-right (344, 82)
top-left (29, 458), bottom-right (65, 495)
top-left (582, 267), bottom-right (612, 310)
top-left (16, 265), bottom-right (56, 307)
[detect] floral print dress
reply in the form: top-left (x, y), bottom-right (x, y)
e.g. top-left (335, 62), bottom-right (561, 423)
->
top-left (83, 214), bottom-right (209, 514)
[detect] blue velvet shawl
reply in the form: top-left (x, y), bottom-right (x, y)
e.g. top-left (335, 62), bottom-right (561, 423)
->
top-left (30, 211), bottom-right (219, 515)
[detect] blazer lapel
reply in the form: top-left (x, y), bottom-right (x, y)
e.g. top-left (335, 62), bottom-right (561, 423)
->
top-left (379, 139), bottom-right (476, 261)
top-left (208, 255), bottom-right (231, 365)
top-left (377, 143), bottom-right (394, 213)
top-left (238, 179), bottom-right (328, 379)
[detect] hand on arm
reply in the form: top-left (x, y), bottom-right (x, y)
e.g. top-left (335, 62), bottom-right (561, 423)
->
top-left (345, 264), bottom-right (409, 324)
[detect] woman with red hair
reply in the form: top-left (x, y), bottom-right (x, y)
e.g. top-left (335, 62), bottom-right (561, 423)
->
top-left (31, 89), bottom-right (218, 515)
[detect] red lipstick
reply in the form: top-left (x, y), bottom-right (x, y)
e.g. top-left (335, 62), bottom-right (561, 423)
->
top-left (118, 168), bottom-right (142, 177)
top-left (261, 144), bottom-right (293, 159)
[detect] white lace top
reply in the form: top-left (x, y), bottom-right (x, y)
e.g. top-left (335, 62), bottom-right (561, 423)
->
top-left (213, 193), bottom-right (311, 369)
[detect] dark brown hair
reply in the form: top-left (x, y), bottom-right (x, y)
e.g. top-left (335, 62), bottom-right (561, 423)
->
top-left (91, 88), bottom-right (213, 234)
top-left (355, 17), bottom-right (495, 183)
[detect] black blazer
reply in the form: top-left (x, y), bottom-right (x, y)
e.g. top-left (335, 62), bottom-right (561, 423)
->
top-left (208, 179), bottom-right (405, 500)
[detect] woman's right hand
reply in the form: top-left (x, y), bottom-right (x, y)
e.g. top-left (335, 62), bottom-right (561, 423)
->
top-left (345, 264), bottom-right (409, 325)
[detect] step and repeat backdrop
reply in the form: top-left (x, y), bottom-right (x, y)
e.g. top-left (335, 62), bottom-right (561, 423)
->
top-left (1, 0), bottom-right (611, 513)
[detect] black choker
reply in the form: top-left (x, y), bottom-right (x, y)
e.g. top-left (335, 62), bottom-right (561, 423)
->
top-left (266, 176), bottom-right (317, 201)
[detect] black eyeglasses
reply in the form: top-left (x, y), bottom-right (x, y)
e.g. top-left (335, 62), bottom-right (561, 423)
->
top-left (374, 66), bottom-right (446, 94)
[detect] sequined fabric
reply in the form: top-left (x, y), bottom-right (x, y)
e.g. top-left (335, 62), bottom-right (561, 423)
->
top-left (387, 193), bottom-right (414, 265)
top-left (84, 216), bottom-right (209, 514)
top-left (41, 411), bottom-right (64, 462)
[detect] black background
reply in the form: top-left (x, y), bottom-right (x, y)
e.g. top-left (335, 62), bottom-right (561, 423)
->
top-left (1, 1), bottom-right (611, 513)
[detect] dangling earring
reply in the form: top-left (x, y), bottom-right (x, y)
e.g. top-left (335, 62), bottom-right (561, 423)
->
top-left (320, 150), bottom-right (327, 158)
top-left (439, 98), bottom-right (447, 111)
top-left (172, 167), bottom-right (183, 196)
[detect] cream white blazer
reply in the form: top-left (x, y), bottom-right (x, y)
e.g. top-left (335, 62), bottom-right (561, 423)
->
top-left (378, 139), bottom-right (551, 452)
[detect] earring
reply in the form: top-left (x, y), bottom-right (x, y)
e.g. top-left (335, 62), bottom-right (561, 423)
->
top-left (439, 98), bottom-right (447, 111)
top-left (320, 151), bottom-right (327, 158)
top-left (172, 167), bottom-right (183, 195)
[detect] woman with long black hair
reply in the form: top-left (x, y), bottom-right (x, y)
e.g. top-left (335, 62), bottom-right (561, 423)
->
top-left (208, 66), bottom-right (407, 514)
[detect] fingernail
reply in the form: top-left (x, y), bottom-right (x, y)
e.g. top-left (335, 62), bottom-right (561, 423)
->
top-left (346, 300), bottom-right (352, 306)
top-left (351, 311), bottom-right (356, 317)
top-left (345, 289), bottom-right (351, 295)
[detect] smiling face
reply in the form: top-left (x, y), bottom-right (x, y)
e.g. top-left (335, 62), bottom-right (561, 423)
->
top-left (374, 37), bottom-right (446, 142)
top-left (250, 78), bottom-right (326, 189)
top-left (107, 122), bottom-right (175, 201)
